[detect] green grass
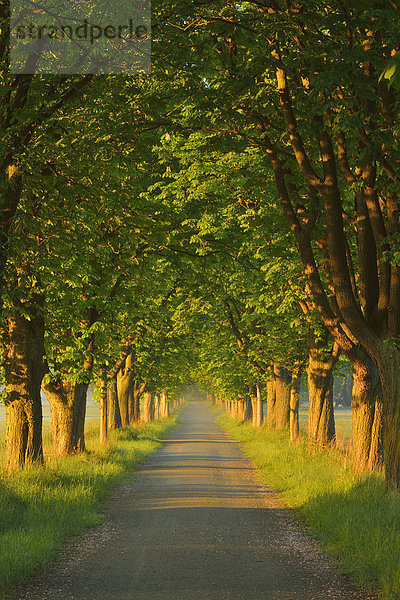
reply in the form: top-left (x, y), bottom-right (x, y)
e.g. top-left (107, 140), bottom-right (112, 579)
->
top-left (0, 414), bottom-right (180, 598)
top-left (217, 411), bottom-right (400, 600)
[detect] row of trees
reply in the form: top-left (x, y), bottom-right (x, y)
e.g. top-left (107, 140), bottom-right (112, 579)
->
top-left (2, 1), bottom-right (400, 489)
top-left (150, 0), bottom-right (400, 489)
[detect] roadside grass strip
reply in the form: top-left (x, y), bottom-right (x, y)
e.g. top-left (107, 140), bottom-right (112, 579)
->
top-left (0, 415), bottom-right (179, 598)
top-left (217, 412), bottom-right (400, 600)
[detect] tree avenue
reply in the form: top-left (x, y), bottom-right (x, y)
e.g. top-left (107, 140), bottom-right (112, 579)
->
top-left (1, 0), bottom-right (400, 495)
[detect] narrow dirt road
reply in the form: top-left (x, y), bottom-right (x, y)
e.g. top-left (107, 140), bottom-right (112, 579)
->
top-left (17, 401), bottom-right (377, 600)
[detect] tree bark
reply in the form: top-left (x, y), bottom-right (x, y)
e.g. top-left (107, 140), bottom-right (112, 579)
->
top-left (274, 365), bottom-right (291, 430)
top-left (133, 381), bottom-right (145, 423)
top-left (307, 343), bottom-right (336, 448)
top-left (352, 353), bottom-right (383, 471)
top-left (42, 380), bottom-right (88, 457)
top-left (3, 307), bottom-right (45, 470)
top-left (237, 394), bottom-right (251, 421)
top-left (116, 350), bottom-right (134, 428)
top-left (236, 396), bottom-right (245, 420)
top-left (266, 375), bottom-right (277, 427)
top-left (153, 393), bottom-right (160, 420)
top-left (107, 378), bottom-right (121, 430)
top-left (290, 367), bottom-right (301, 443)
top-left (251, 382), bottom-right (263, 427)
top-left (243, 394), bottom-right (252, 421)
top-left (160, 390), bottom-right (169, 418)
top-left (231, 399), bottom-right (238, 419)
top-left (98, 367), bottom-right (108, 444)
top-left (127, 378), bottom-right (135, 424)
top-left (372, 348), bottom-right (400, 487)
top-left (142, 392), bottom-right (154, 422)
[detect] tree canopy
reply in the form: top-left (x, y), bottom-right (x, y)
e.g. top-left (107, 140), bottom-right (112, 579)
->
top-left (2, 0), bottom-right (400, 489)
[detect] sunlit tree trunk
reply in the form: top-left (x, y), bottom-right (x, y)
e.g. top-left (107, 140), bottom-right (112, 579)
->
top-left (142, 392), bottom-right (154, 422)
top-left (306, 328), bottom-right (337, 448)
top-left (107, 378), bottom-right (121, 430)
top-left (106, 347), bottom-right (133, 430)
top-left (127, 378), bottom-right (135, 424)
top-left (98, 367), bottom-right (108, 444)
top-left (236, 395), bottom-right (245, 420)
top-left (116, 350), bottom-right (134, 428)
top-left (153, 393), bottom-right (160, 420)
top-left (251, 382), bottom-right (263, 427)
top-left (290, 366), bottom-right (301, 443)
top-left (243, 394), bottom-right (252, 421)
top-left (160, 390), bottom-right (169, 418)
top-left (133, 381), bottom-right (145, 422)
top-left (230, 399), bottom-right (238, 419)
top-left (237, 394), bottom-right (251, 421)
top-left (42, 380), bottom-right (89, 457)
top-left (352, 353), bottom-right (383, 471)
top-left (266, 374), bottom-right (277, 427)
top-left (3, 307), bottom-right (45, 470)
top-left (274, 365), bottom-right (290, 430)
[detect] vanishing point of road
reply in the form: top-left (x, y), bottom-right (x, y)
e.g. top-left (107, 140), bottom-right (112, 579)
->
top-left (17, 400), bottom-right (378, 600)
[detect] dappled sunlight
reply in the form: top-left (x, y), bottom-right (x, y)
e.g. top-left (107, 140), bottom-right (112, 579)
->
top-left (134, 497), bottom-right (283, 510)
top-left (162, 438), bottom-right (237, 443)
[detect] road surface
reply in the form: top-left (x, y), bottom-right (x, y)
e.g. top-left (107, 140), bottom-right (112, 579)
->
top-left (16, 400), bottom-right (377, 600)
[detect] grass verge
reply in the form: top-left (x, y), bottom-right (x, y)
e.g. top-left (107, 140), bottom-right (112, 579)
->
top-left (216, 410), bottom-right (400, 600)
top-left (0, 414), bottom-right (180, 598)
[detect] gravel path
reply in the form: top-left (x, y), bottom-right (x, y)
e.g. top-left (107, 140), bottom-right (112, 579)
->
top-left (16, 400), bottom-right (378, 600)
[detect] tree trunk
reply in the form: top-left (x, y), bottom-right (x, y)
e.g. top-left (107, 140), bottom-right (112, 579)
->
top-left (3, 308), bottom-right (45, 470)
top-left (367, 345), bottom-right (400, 488)
top-left (243, 394), bottom-right (252, 421)
top-left (42, 380), bottom-right (88, 457)
top-left (266, 375), bottom-right (277, 427)
top-left (352, 353), bottom-right (383, 471)
top-left (153, 393), bottom-right (160, 420)
top-left (98, 368), bottom-right (108, 444)
top-left (290, 367), bottom-right (301, 443)
top-left (251, 382), bottom-right (263, 427)
top-left (154, 394), bottom-right (161, 420)
top-left (369, 392), bottom-right (384, 472)
top-left (142, 392), bottom-right (153, 422)
top-left (116, 350), bottom-right (134, 428)
top-left (133, 381), bottom-right (145, 422)
top-left (127, 378), bottom-right (135, 424)
top-left (236, 396), bottom-right (245, 420)
top-left (230, 400), bottom-right (238, 419)
top-left (237, 394), bottom-right (251, 421)
top-left (274, 365), bottom-right (291, 430)
top-left (160, 390), bottom-right (169, 418)
top-left (107, 378), bottom-right (121, 430)
top-left (133, 388), bottom-right (141, 422)
top-left (307, 333), bottom-right (337, 447)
